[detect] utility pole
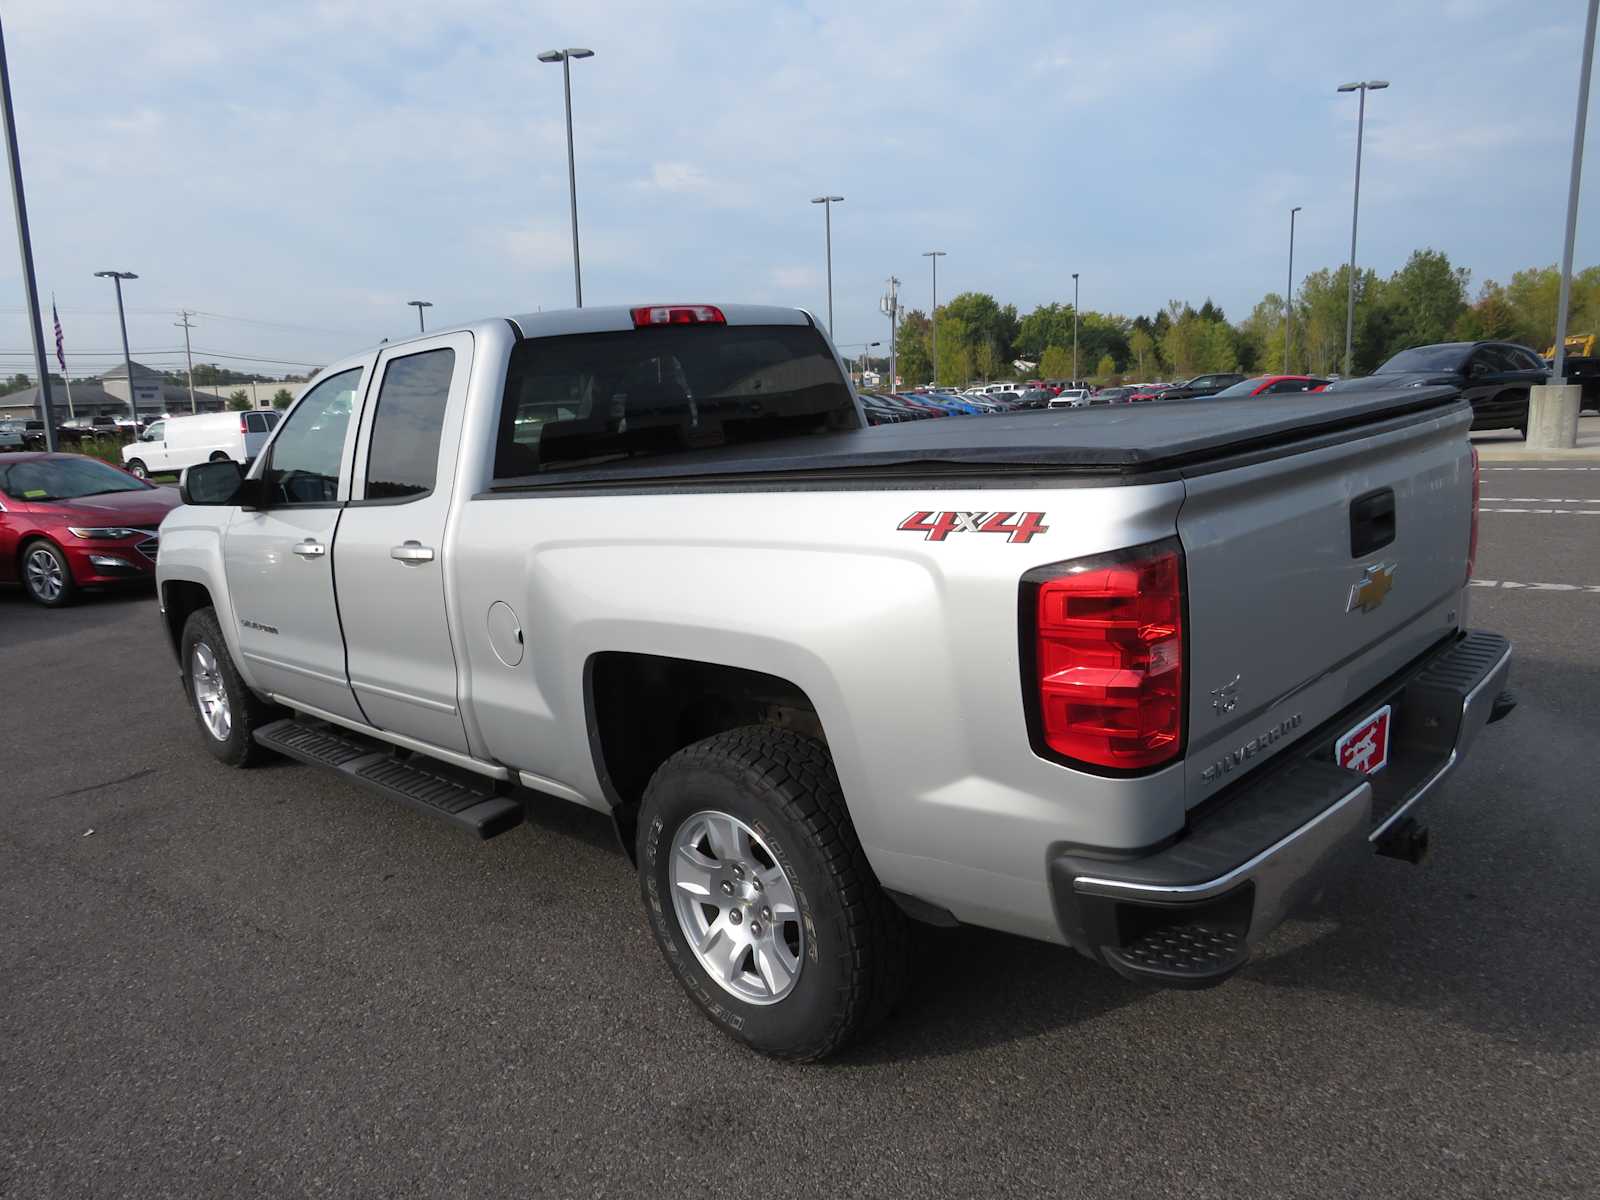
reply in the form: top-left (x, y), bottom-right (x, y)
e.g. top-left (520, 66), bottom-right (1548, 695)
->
top-left (880, 276), bottom-right (901, 389)
top-left (1553, 0), bottom-right (1598, 383)
top-left (1285, 206), bottom-right (1302, 371)
top-left (95, 270), bottom-right (140, 430)
top-left (0, 12), bottom-right (57, 450)
top-left (1338, 80), bottom-right (1389, 377)
top-left (538, 47), bottom-right (595, 307)
top-left (175, 310), bottom-right (197, 412)
top-left (1072, 273), bottom-right (1080, 382)
top-left (812, 195), bottom-right (844, 335)
top-left (922, 250), bottom-right (945, 385)
top-left (407, 299), bottom-right (432, 332)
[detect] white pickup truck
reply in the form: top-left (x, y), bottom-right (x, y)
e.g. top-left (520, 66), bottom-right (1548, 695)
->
top-left (157, 303), bottom-right (1514, 1060)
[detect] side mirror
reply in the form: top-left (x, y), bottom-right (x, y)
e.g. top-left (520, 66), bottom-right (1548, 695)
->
top-left (179, 459), bottom-right (244, 506)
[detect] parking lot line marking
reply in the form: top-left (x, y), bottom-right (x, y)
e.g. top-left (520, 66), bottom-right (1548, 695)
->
top-left (1480, 497), bottom-right (1597, 502)
top-left (1470, 579), bottom-right (1600, 593)
top-left (1479, 507), bottom-right (1600, 514)
top-left (1483, 466), bottom-right (1600, 471)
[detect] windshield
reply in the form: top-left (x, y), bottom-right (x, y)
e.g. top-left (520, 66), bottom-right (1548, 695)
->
top-left (1212, 377), bottom-right (1269, 397)
top-left (1377, 345), bottom-right (1471, 374)
top-left (0, 456), bottom-right (151, 501)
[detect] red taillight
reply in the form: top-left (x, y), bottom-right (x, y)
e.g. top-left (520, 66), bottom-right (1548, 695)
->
top-left (1029, 541), bottom-right (1185, 772)
top-left (1466, 444), bottom-right (1480, 584)
top-left (631, 304), bottom-right (726, 326)
top-left (240, 415), bottom-right (248, 432)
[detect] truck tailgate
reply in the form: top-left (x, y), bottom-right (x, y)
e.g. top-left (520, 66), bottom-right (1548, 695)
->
top-left (1178, 402), bottom-right (1475, 805)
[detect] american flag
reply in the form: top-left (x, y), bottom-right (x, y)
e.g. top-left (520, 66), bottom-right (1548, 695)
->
top-left (52, 297), bottom-right (65, 372)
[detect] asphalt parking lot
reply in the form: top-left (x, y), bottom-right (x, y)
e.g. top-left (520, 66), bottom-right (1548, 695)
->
top-left (3, 452), bottom-right (1598, 1198)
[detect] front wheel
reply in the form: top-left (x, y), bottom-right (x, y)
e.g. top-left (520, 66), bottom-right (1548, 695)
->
top-left (180, 607), bottom-right (281, 766)
top-left (21, 540), bottom-right (76, 606)
top-left (209, 451), bottom-right (231, 463)
top-left (638, 726), bottom-right (907, 1061)
top-left (125, 458), bottom-right (148, 479)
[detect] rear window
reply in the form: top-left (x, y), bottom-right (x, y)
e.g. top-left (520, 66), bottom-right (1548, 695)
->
top-left (493, 324), bottom-right (856, 480)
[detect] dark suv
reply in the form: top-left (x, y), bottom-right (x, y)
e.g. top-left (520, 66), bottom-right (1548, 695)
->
top-left (1327, 341), bottom-right (1548, 435)
top-left (1155, 373), bottom-right (1247, 401)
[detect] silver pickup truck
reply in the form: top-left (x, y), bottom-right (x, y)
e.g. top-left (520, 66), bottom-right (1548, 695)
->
top-left (157, 303), bottom-right (1513, 1060)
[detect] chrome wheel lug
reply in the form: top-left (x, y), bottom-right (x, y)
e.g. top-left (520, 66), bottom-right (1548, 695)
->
top-left (728, 908), bottom-right (742, 925)
top-left (731, 863), bottom-right (745, 880)
top-left (752, 877), bottom-right (764, 892)
top-left (720, 880), bottom-right (734, 895)
top-left (750, 922), bottom-right (763, 937)
top-left (761, 906), bottom-right (771, 921)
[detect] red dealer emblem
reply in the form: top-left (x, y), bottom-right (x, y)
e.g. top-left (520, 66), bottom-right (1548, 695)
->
top-left (897, 511), bottom-right (1049, 544)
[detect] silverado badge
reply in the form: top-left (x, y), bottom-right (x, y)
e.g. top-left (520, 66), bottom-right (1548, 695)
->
top-left (1347, 562), bottom-right (1397, 614)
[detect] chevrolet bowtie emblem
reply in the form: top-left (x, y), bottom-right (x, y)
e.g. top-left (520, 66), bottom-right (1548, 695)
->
top-left (1347, 562), bottom-right (1397, 614)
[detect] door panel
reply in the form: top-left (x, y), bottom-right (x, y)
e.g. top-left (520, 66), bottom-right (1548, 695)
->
top-left (336, 334), bottom-right (473, 752)
top-left (221, 361), bottom-right (373, 720)
top-left (224, 505), bottom-right (363, 719)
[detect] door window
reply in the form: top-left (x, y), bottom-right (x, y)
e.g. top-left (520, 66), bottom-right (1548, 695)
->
top-left (364, 348), bottom-right (455, 501)
top-left (143, 420), bottom-right (166, 442)
top-left (1267, 378), bottom-right (1312, 394)
top-left (245, 412), bottom-right (271, 433)
top-left (263, 367), bottom-right (363, 506)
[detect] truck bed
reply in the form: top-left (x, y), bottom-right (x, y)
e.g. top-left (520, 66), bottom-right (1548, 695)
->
top-left (489, 386), bottom-right (1463, 492)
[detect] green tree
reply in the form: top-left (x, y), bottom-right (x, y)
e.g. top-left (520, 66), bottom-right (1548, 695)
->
top-left (1037, 345), bottom-right (1073, 379)
top-left (1385, 249), bottom-right (1469, 350)
top-left (974, 339), bottom-right (999, 380)
top-left (896, 309), bottom-right (933, 386)
top-left (1016, 303), bottom-right (1075, 359)
top-left (272, 388), bottom-right (294, 409)
top-left (227, 390), bottom-right (250, 411)
top-left (935, 314), bottom-right (974, 384)
top-left (1128, 328), bottom-right (1155, 378)
top-left (1094, 353), bottom-right (1117, 381)
top-left (1453, 280), bottom-right (1522, 342)
top-left (942, 292), bottom-right (1019, 371)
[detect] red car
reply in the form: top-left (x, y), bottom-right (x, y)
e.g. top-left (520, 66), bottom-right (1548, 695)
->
top-left (1209, 374), bottom-right (1332, 398)
top-left (0, 452), bottom-right (180, 606)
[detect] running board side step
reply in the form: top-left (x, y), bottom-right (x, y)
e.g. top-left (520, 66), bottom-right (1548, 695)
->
top-left (254, 718), bottom-right (524, 839)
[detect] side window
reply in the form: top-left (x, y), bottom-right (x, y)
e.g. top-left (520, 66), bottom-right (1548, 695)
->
top-left (264, 367), bottom-right (363, 506)
top-left (364, 348), bottom-right (455, 501)
top-left (143, 420), bottom-right (165, 441)
top-left (1268, 378), bottom-right (1310, 394)
top-left (244, 412), bottom-right (266, 433)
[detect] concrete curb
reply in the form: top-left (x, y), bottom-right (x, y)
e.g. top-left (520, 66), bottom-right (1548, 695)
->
top-left (1472, 414), bottom-right (1600, 461)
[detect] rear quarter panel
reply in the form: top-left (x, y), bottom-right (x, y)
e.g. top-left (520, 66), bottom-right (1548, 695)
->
top-left (451, 480), bottom-right (1186, 943)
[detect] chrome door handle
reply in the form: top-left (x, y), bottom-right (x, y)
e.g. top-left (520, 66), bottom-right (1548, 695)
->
top-left (293, 540), bottom-right (326, 559)
top-left (390, 541), bottom-right (435, 564)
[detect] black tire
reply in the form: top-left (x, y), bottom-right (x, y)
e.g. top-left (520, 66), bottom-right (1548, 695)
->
top-left (19, 539), bottom-right (77, 607)
top-left (179, 607), bottom-right (281, 766)
top-left (637, 726), bottom-right (908, 1061)
top-left (209, 451), bottom-right (231, 463)
top-left (125, 458), bottom-right (148, 479)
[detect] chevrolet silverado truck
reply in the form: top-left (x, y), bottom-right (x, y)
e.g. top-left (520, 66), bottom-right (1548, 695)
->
top-left (156, 303), bottom-right (1514, 1060)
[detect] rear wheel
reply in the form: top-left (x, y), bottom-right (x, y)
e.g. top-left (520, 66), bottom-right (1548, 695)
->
top-left (180, 607), bottom-right (281, 766)
top-left (20, 540), bottom-right (75, 607)
top-left (125, 458), bottom-right (148, 479)
top-left (637, 726), bottom-right (907, 1061)
top-left (209, 451), bottom-right (231, 463)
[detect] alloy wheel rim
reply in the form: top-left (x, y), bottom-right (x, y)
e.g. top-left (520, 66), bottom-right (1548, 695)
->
top-left (669, 810), bottom-right (805, 1005)
top-left (24, 548), bottom-right (63, 602)
top-left (190, 642), bottom-right (232, 741)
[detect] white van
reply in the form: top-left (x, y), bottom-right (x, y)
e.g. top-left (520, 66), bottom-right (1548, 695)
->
top-left (122, 410), bottom-right (280, 479)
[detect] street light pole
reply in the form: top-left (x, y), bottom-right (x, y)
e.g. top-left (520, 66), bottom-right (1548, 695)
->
top-left (95, 270), bottom-right (140, 430)
top-left (1553, 0), bottom-right (1598, 383)
top-left (0, 12), bottom-right (57, 450)
top-left (175, 310), bottom-right (197, 412)
top-left (538, 47), bottom-right (595, 308)
top-left (881, 277), bottom-right (901, 389)
top-left (811, 196), bottom-right (844, 335)
top-left (922, 250), bottom-right (945, 385)
top-left (1285, 206), bottom-right (1302, 371)
top-left (1338, 79), bottom-right (1388, 377)
top-left (408, 299), bottom-right (432, 332)
top-left (1072, 273), bottom-right (1080, 381)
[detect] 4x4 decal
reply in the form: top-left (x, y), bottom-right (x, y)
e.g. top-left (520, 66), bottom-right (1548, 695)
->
top-left (897, 510), bottom-right (1049, 544)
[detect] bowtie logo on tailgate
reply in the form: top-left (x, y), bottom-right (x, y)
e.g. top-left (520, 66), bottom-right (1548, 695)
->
top-left (1347, 562), bottom-right (1398, 614)
top-left (897, 511), bottom-right (1050, 544)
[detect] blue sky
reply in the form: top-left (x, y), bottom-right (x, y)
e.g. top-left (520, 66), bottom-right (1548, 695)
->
top-left (0, 0), bottom-right (1594, 379)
